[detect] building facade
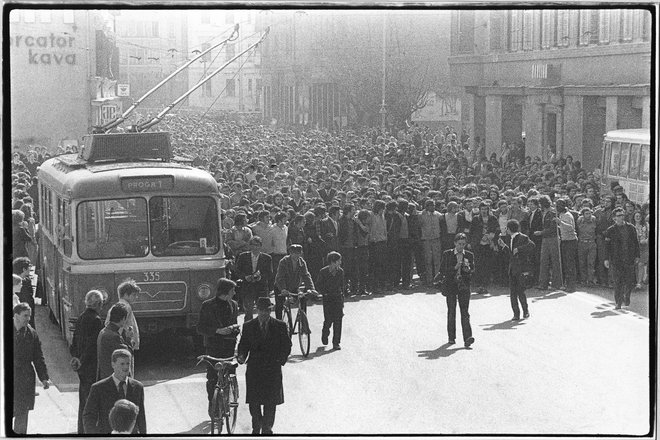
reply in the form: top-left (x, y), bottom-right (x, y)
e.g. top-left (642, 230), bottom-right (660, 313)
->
top-left (9, 9), bottom-right (120, 151)
top-left (448, 8), bottom-right (651, 172)
top-left (260, 10), bottom-right (463, 132)
top-left (113, 10), bottom-right (189, 112)
top-left (185, 10), bottom-right (262, 112)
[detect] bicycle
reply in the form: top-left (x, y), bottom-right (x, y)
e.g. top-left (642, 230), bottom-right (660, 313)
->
top-left (281, 289), bottom-right (317, 357)
top-left (196, 354), bottom-right (239, 434)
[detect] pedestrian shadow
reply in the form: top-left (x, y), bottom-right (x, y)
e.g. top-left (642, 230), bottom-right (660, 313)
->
top-left (529, 290), bottom-right (567, 302)
top-left (178, 420), bottom-right (212, 435)
top-left (416, 343), bottom-right (464, 359)
top-left (590, 309), bottom-right (620, 318)
top-left (480, 319), bottom-right (526, 331)
top-left (288, 346), bottom-right (337, 363)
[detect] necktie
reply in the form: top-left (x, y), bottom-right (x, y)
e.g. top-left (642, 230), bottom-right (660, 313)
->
top-left (260, 320), bottom-right (267, 336)
top-left (118, 380), bottom-right (126, 400)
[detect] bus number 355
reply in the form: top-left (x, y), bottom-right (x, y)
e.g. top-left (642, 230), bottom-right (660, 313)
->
top-left (144, 271), bottom-right (161, 282)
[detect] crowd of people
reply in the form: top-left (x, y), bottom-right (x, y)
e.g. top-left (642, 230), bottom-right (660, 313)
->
top-left (10, 107), bottom-right (651, 434)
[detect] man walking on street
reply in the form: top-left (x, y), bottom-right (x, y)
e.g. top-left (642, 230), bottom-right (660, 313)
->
top-left (274, 244), bottom-right (315, 320)
top-left (434, 233), bottom-right (475, 348)
top-left (537, 195), bottom-right (562, 291)
top-left (97, 303), bottom-right (132, 381)
top-left (197, 277), bottom-right (240, 417)
top-left (70, 290), bottom-right (105, 434)
top-left (13, 302), bottom-right (51, 434)
top-left (236, 236), bottom-right (273, 321)
top-left (604, 207), bottom-right (640, 309)
top-left (498, 220), bottom-right (535, 320)
top-left (318, 252), bottom-right (345, 350)
top-left (237, 297), bottom-right (292, 435)
top-left (105, 279), bottom-right (141, 376)
top-left (83, 349), bottom-right (146, 434)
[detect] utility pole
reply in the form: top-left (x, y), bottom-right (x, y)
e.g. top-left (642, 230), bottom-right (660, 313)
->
top-left (379, 13), bottom-right (387, 134)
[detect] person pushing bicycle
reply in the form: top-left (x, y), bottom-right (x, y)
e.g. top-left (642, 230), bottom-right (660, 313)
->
top-left (273, 244), bottom-right (317, 320)
top-left (197, 278), bottom-right (240, 417)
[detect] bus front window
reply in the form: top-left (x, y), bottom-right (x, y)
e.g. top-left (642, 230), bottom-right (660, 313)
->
top-left (149, 196), bottom-right (219, 256)
top-left (640, 146), bottom-right (649, 182)
top-left (77, 198), bottom-right (149, 259)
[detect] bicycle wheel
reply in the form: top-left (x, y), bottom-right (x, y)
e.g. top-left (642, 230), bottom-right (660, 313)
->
top-left (226, 375), bottom-right (239, 434)
top-left (285, 306), bottom-right (294, 338)
top-left (210, 388), bottom-right (223, 434)
top-left (297, 310), bottom-right (310, 357)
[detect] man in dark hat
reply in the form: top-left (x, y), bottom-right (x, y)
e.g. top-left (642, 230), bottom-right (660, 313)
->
top-left (237, 297), bottom-right (291, 435)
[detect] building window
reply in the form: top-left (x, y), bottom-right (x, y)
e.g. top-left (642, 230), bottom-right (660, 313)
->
top-left (226, 43), bottom-right (235, 61)
top-left (578, 10), bottom-right (591, 45)
top-left (599, 9), bottom-right (611, 43)
top-left (522, 10), bottom-right (533, 50)
top-left (23, 10), bottom-right (35, 22)
top-left (641, 9), bottom-right (651, 41)
top-left (490, 11), bottom-right (505, 51)
top-left (620, 9), bottom-right (633, 41)
top-left (39, 10), bottom-right (51, 23)
top-left (457, 10), bottom-right (475, 53)
top-left (62, 10), bottom-right (74, 24)
top-left (556, 10), bottom-right (570, 47)
top-left (226, 79), bottom-right (235, 97)
top-left (507, 10), bottom-right (522, 51)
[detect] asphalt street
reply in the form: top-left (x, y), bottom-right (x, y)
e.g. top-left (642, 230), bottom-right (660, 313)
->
top-left (17, 283), bottom-right (651, 435)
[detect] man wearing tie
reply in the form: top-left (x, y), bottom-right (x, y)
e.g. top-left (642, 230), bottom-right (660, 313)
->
top-left (498, 219), bottom-right (536, 321)
top-left (237, 298), bottom-right (292, 435)
top-left (83, 349), bottom-right (146, 434)
top-left (434, 233), bottom-right (476, 348)
top-left (236, 236), bottom-right (273, 321)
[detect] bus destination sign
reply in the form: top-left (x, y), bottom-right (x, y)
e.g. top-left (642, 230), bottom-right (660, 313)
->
top-left (121, 176), bottom-right (174, 192)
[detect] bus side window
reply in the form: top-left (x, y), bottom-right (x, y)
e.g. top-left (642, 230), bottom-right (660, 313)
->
top-left (618, 143), bottom-right (630, 178)
top-left (629, 144), bottom-right (640, 180)
top-left (603, 142), bottom-right (611, 175)
top-left (57, 196), bottom-right (65, 248)
top-left (609, 142), bottom-right (620, 176)
top-left (639, 145), bottom-right (649, 182)
top-left (63, 199), bottom-right (73, 257)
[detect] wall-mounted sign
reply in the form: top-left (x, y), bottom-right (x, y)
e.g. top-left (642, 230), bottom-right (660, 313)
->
top-left (100, 105), bottom-right (118, 125)
top-left (117, 84), bottom-right (130, 96)
top-left (10, 34), bottom-right (77, 65)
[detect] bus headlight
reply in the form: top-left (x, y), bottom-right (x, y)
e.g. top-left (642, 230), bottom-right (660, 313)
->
top-left (197, 283), bottom-right (212, 300)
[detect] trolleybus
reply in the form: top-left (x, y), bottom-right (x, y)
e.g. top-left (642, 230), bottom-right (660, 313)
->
top-left (600, 128), bottom-right (650, 204)
top-left (37, 132), bottom-right (225, 344)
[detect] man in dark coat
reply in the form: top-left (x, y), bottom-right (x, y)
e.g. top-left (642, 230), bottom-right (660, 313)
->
top-left (96, 303), bottom-right (132, 381)
top-left (13, 257), bottom-right (35, 328)
top-left (70, 290), bottom-right (105, 434)
top-left (13, 302), bottom-right (51, 434)
top-left (317, 252), bottom-right (345, 350)
top-left (197, 277), bottom-right (240, 416)
top-left (83, 349), bottom-right (146, 434)
top-left (469, 202), bottom-right (499, 294)
top-left (237, 297), bottom-right (292, 435)
top-left (498, 219), bottom-right (536, 320)
top-left (236, 236), bottom-right (273, 321)
top-left (604, 207), bottom-right (640, 309)
top-left (434, 233), bottom-right (475, 348)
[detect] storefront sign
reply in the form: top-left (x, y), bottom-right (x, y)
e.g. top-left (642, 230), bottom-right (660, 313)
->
top-left (100, 105), bottom-right (118, 125)
top-left (10, 33), bottom-right (77, 65)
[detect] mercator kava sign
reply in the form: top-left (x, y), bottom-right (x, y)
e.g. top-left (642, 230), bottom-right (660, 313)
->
top-left (9, 33), bottom-right (77, 65)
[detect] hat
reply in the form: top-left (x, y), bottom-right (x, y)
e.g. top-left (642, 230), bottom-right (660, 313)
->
top-left (256, 297), bottom-right (274, 311)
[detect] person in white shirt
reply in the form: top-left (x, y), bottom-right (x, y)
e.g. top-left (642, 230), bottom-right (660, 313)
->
top-left (251, 211), bottom-right (274, 254)
top-left (105, 279), bottom-right (140, 376)
top-left (12, 274), bottom-right (22, 307)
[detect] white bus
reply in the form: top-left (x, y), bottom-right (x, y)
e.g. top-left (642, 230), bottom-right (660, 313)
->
top-left (600, 128), bottom-right (650, 204)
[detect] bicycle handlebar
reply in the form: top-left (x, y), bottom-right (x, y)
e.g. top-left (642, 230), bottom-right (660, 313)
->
top-left (196, 354), bottom-right (237, 368)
